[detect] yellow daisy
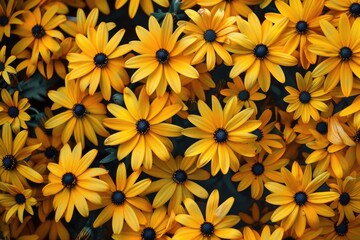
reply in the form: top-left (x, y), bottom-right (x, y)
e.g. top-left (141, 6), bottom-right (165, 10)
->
top-left (320, 215), bottom-right (360, 239)
top-left (42, 143), bottom-right (109, 222)
top-left (0, 0), bottom-right (23, 41)
top-left (265, 161), bottom-right (339, 237)
top-left (0, 181), bottom-right (37, 223)
top-left (143, 155), bottom-right (210, 212)
top-left (180, 8), bottom-right (237, 71)
top-left (174, 189), bottom-right (242, 240)
top-left (66, 22), bottom-right (130, 100)
top-left (308, 14), bottom-right (360, 96)
top-left (325, 0), bottom-right (360, 22)
top-left (283, 227), bottom-right (322, 240)
top-left (115, 0), bottom-right (169, 18)
top-left (103, 87), bottom-right (182, 170)
top-left (197, 0), bottom-right (262, 17)
top-left (0, 89), bottom-right (31, 134)
top-left (0, 123), bottom-right (42, 185)
top-left (44, 80), bottom-right (109, 148)
top-left (125, 13), bottom-right (199, 96)
top-left (92, 163), bottom-right (152, 235)
top-left (182, 95), bottom-right (261, 175)
top-left (284, 71), bottom-right (331, 124)
top-left (226, 13), bottom-right (298, 92)
top-left (232, 148), bottom-right (288, 200)
top-left (0, 45), bottom-right (16, 85)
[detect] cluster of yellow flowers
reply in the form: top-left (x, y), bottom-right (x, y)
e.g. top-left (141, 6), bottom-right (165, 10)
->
top-left (1, 0), bottom-right (360, 239)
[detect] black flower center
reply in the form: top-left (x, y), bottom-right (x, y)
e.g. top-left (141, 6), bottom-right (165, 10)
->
top-left (156, 49), bottom-right (169, 64)
top-left (340, 47), bottom-right (352, 61)
top-left (61, 172), bottom-right (76, 188)
top-left (299, 91), bottom-right (311, 103)
top-left (316, 122), bottom-right (328, 134)
top-left (339, 192), bottom-right (351, 206)
top-left (238, 90), bottom-right (250, 101)
top-left (136, 119), bottom-right (150, 134)
top-left (8, 106), bottom-right (19, 118)
top-left (112, 191), bottom-right (126, 205)
top-left (2, 155), bottom-right (17, 170)
top-left (350, 3), bottom-right (360, 17)
top-left (214, 128), bottom-right (228, 143)
top-left (252, 162), bottom-right (265, 176)
top-left (0, 15), bottom-right (9, 26)
top-left (73, 104), bottom-right (86, 118)
top-left (44, 146), bottom-right (57, 159)
top-left (172, 169), bottom-right (188, 184)
top-left (142, 227), bottom-right (156, 240)
top-left (15, 193), bottom-right (26, 204)
top-left (253, 44), bottom-right (268, 59)
top-left (94, 53), bottom-right (108, 68)
top-left (294, 191), bottom-right (307, 206)
top-left (32, 24), bottom-right (45, 38)
top-left (252, 129), bottom-right (263, 141)
top-left (354, 130), bottom-right (360, 142)
top-left (335, 220), bottom-right (348, 236)
top-left (296, 21), bottom-right (308, 34)
top-left (204, 29), bottom-right (217, 42)
top-left (200, 222), bottom-right (214, 236)
top-left (0, 62), bottom-right (4, 71)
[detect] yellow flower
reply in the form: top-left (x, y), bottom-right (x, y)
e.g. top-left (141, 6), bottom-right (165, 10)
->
top-left (0, 123), bottom-right (42, 185)
top-left (284, 71), bottom-right (331, 124)
top-left (103, 87), bottom-right (182, 170)
top-left (320, 215), bottom-right (360, 239)
top-left (265, 162), bottom-right (339, 237)
top-left (180, 8), bottom-right (237, 71)
top-left (197, 0), bottom-right (262, 17)
top-left (125, 14), bottom-right (199, 96)
top-left (0, 45), bottom-right (16, 85)
top-left (42, 143), bottom-right (109, 222)
top-left (232, 149), bottom-right (288, 200)
top-left (0, 89), bottom-right (31, 134)
top-left (238, 202), bottom-right (273, 233)
top-left (182, 95), bottom-right (261, 175)
top-left (44, 80), bottom-right (109, 148)
top-left (92, 163), bottom-right (152, 234)
top-left (143, 155), bottom-right (210, 212)
top-left (308, 14), bottom-right (360, 96)
top-left (174, 189), bottom-right (242, 239)
top-left (66, 22), bottom-right (130, 100)
top-left (325, 0), bottom-right (360, 22)
top-left (115, 0), bottom-right (169, 18)
top-left (283, 227), bottom-right (322, 240)
top-left (0, 181), bottom-right (37, 223)
top-left (85, 0), bottom-right (110, 15)
top-left (226, 13), bottom-right (298, 92)
top-left (0, 0), bottom-right (23, 41)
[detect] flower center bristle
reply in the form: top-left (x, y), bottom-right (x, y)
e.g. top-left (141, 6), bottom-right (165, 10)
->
top-left (252, 129), bottom-right (263, 141)
top-left (299, 91), bottom-right (311, 103)
top-left (200, 222), bottom-right (214, 236)
top-left (252, 162), bottom-right (265, 176)
top-left (156, 49), bottom-right (169, 64)
top-left (73, 104), bottom-right (86, 118)
top-left (335, 220), bottom-right (349, 236)
top-left (8, 106), bottom-right (19, 118)
top-left (204, 29), bottom-right (217, 42)
top-left (111, 191), bottom-right (126, 205)
top-left (214, 128), bottom-right (228, 143)
top-left (254, 44), bottom-right (268, 59)
top-left (316, 121), bottom-right (328, 134)
top-left (32, 24), bottom-right (45, 38)
top-left (15, 193), bottom-right (26, 204)
top-left (94, 53), bottom-right (108, 68)
top-left (142, 227), bottom-right (156, 240)
top-left (294, 191), bottom-right (307, 205)
top-left (2, 155), bottom-right (17, 170)
top-left (44, 146), bottom-right (58, 159)
top-left (339, 192), bottom-right (350, 206)
top-left (238, 90), bottom-right (250, 101)
top-left (0, 15), bottom-right (9, 26)
top-left (296, 21), bottom-right (308, 34)
top-left (172, 169), bottom-right (188, 184)
top-left (61, 172), bottom-right (76, 188)
top-left (136, 119), bottom-right (150, 134)
top-left (350, 3), bottom-right (360, 17)
top-left (340, 47), bottom-right (352, 61)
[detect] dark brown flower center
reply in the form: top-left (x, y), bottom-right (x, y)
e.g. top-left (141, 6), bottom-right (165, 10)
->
top-left (94, 53), bottom-right (108, 68)
top-left (73, 104), bottom-right (86, 118)
top-left (252, 162), bottom-right (265, 176)
top-left (200, 222), bottom-right (214, 236)
top-left (350, 3), bottom-right (360, 17)
top-left (172, 169), bottom-right (188, 184)
top-left (111, 191), bottom-right (126, 205)
top-left (204, 29), bottom-right (217, 42)
top-left (156, 49), bottom-right (169, 64)
top-left (339, 192), bottom-right (350, 206)
top-left (0, 15), bottom-right (9, 26)
top-left (8, 106), bottom-right (19, 118)
top-left (15, 193), bottom-right (26, 204)
top-left (254, 44), bottom-right (268, 59)
top-left (32, 24), bottom-right (45, 38)
top-left (214, 128), bottom-right (228, 143)
top-left (335, 220), bottom-right (349, 236)
top-left (2, 155), bottom-right (17, 170)
top-left (299, 91), bottom-right (311, 103)
top-left (61, 172), bottom-right (77, 188)
top-left (294, 191), bottom-right (307, 205)
top-left (296, 21), bottom-right (308, 34)
top-left (136, 119), bottom-right (150, 134)
top-left (340, 47), bottom-right (352, 61)
top-left (142, 227), bottom-right (156, 240)
top-left (44, 146), bottom-right (58, 159)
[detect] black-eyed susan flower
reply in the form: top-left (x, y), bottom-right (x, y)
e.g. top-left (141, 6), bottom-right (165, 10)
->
top-left (143, 155), bottom-right (210, 212)
top-left (103, 87), bottom-right (182, 170)
top-left (226, 13), bottom-right (298, 92)
top-left (197, 0), bottom-right (262, 17)
top-left (0, 215), bottom-right (39, 239)
top-left (66, 22), bottom-right (130, 100)
top-left (0, 123), bottom-right (43, 185)
top-left (232, 149), bottom-right (288, 200)
top-left (92, 163), bottom-right (152, 235)
top-left (0, 181), bottom-right (36, 223)
top-left (0, 89), bottom-right (30, 133)
top-left (42, 143), bottom-right (109, 222)
top-left (183, 95), bottom-right (261, 175)
top-left (125, 14), bottom-right (199, 96)
top-left (44, 80), bottom-right (109, 148)
top-left (265, 0), bottom-right (331, 69)
top-left (284, 71), bottom-right (331, 124)
top-left (319, 215), bottom-right (360, 239)
top-left (174, 189), bottom-right (242, 240)
top-left (220, 76), bottom-right (266, 115)
top-left (180, 8), bottom-right (237, 71)
top-left (283, 227), bottom-right (322, 240)
top-left (325, 0), bottom-right (360, 21)
top-left (115, 0), bottom-right (169, 18)
top-left (112, 206), bottom-right (173, 240)
top-left (308, 14), bottom-right (360, 96)
top-left (329, 176), bottom-right (360, 224)
top-left (0, 45), bottom-right (16, 85)
top-left (11, 6), bottom-right (66, 65)
top-left (238, 202), bottom-right (273, 233)
top-left (0, 0), bottom-right (23, 41)
top-left (265, 162), bottom-right (339, 237)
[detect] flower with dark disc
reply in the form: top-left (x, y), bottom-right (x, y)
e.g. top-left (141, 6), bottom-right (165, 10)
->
top-left (349, 3), bottom-right (360, 17)
top-left (335, 220), bottom-right (348, 236)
